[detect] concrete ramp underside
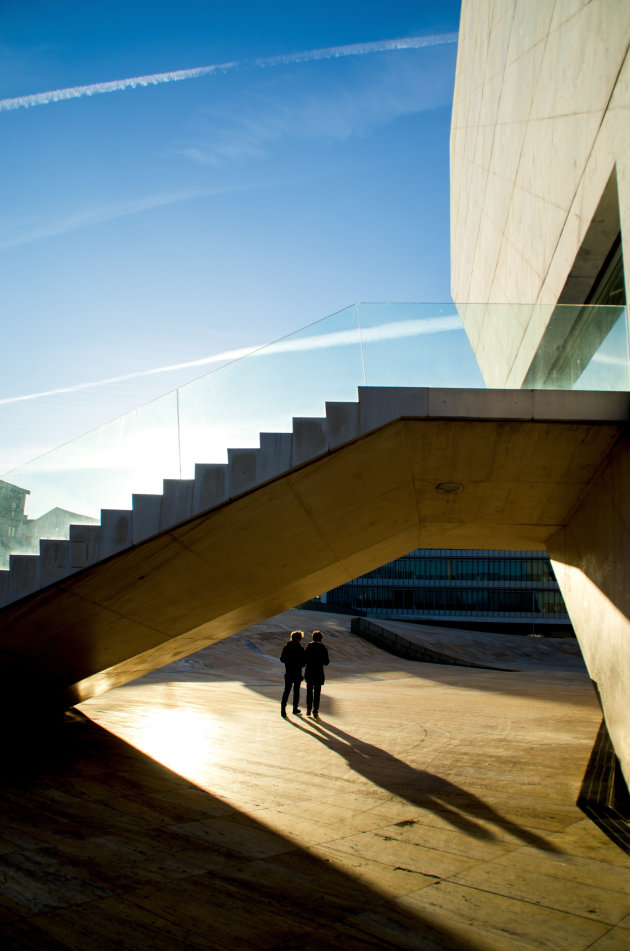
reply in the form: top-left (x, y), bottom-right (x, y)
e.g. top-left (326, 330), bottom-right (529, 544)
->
top-left (0, 387), bottom-right (626, 711)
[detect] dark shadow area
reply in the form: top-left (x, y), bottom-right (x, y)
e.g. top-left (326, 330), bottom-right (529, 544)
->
top-left (0, 710), bottom-right (479, 950)
top-left (291, 718), bottom-right (562, 854)
top-left (578, 718), bottom-right (630, 855)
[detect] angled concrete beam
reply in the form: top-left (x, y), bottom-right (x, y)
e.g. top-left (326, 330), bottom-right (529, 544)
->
top-left (0, 388), bottom-right (626, 723)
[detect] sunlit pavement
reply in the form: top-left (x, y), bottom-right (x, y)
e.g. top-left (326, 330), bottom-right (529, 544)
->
top-left (1, 611), bottom-right (629, 949)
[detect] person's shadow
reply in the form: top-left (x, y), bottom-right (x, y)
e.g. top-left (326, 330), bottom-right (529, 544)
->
top-left (291, 717), bottom-right (561, 852)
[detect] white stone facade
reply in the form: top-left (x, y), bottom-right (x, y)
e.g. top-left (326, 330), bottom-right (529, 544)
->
top-left (451, 0), bottom-right (630, 788)
top-left (451, 0), bottom-right (630, 386)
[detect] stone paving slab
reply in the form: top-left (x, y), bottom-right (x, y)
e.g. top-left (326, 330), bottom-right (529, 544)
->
top-left (0, 609), bottom-right (628, 949)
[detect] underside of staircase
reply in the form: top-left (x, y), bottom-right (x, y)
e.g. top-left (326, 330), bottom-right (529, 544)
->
top-left (0, 386), bottom-right (626, 715)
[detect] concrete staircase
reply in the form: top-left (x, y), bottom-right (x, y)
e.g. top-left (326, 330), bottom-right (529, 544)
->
top-left (0, 385), bottom-right (414, 609)
top-left (0, 385), bottom-right (626, 712)
top-left (1, 385), bottom-right (627, 612)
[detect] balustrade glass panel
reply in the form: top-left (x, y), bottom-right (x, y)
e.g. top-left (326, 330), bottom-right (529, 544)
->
top-left (1, 301), bottom-right (629, 569)
top-left (177, 305), bottom-right (363, 473)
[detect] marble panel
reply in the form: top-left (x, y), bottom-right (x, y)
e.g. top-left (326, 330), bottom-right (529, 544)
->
top-left (321, 828), bottom-right (478, 880)
top-left (452, 855), bottom-right (630, 924)
top-left (482, 168), bottom-right (516, 235)
top-left (469, 212), bottom-right (502, 303)
top-left (538, 210), bottom-right (582, 306)
top-left (517, 113), bottom-right (601, 213)
top-left (486, 11), bottom-right (512, 82)
top-left (502, 230), bottom-right (544, 300)
top-left (473, 112), bottom-right (496, 169)
top-left (531, 2), bottom-right (629, 120)
top-left (550, 0), bottom-right (595, 34)
top-left (402, 880), bottom-right (609, 950)
top-left (497, 39), bottom-right (547, 125)
top-left (506, 0), bottom-right (555, 64)
top-left (587, 927), bottom-right (630, 951)
top-left (504, 185), bottom-right (567, 284)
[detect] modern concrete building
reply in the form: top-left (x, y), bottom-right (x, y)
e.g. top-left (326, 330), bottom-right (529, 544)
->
top-left (0, 0), bottom-right (628, 838)
top-left (314, 549), bottom-right (573, 635)
top-left (451, 0), bottom-right (630, 792)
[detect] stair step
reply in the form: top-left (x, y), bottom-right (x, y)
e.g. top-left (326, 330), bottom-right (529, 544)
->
top-left (291, 417), bottom-right (328, 466)
top-left (193, 463), bottom-right (229, 514)
top-left (98, 509), bottom-right (133, 559)
top-left (7, 554), bottom-right (41, 601)
top-left (325, 400), bottom-right (360, 449)
top-left (258, 432), bottom-right (293, 482)
top-left (0, 571), bottom-right (9, 608)
top-left (132, 494), bottom-right (163, 544)
top-left (69, 524), bottom-right (101, 567)
top-left (39, 539), bottom-right (75, 585)
top-left (161, 479), bottom-right (194, 528)
top-left (0, 399), bottom-right (365, 609)
top-left (358, 386), bottom-right (428, 432)
top-left (227, 448), bottom-right (261, 496)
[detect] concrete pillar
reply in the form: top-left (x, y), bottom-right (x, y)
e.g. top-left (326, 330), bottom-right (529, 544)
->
top-left (548, 435), bottom-right (630, 788)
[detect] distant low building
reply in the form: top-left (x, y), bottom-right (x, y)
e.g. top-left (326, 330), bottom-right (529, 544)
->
top-left (0, 479), bottom-right (30, 566)
top-left (0, 479), bottom-right (98, 569)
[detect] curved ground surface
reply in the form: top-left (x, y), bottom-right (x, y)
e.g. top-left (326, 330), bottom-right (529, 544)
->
top-left (132, 609), bottom-right (587, 682)
top-left (0, 610), bottom-right (628, 949)
top-left (349, 617), bottom-right (586, 670)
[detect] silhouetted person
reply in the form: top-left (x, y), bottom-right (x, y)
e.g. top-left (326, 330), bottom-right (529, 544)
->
top-left (280, 630), bottom-right (306, 717)
top-left (304, 630), bottom-right (329, 719)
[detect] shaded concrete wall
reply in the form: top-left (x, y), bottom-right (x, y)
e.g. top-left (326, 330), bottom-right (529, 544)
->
top-left (450, 0), bottom-right (630, 386)
top-left (548, 438), bottom-right (630, 788)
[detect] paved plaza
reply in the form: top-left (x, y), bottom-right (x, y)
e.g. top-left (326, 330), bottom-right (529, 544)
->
top-left (1, 611), bottom-right (629, 949)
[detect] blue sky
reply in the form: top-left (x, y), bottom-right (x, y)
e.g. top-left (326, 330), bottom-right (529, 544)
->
top-left (0, 0), bottom-right (461, 472)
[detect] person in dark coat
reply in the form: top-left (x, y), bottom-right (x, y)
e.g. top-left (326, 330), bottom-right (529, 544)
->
top-left (280, 630), bottom-right (306, 717)
top-left (304, 630), bottom-right (329, 719)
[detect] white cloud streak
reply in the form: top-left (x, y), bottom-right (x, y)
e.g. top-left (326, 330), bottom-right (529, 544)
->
top-left (0, 33), bottom-right (457, 114)
top-left (255, 33), bottom-right (458, 67)
top-left (0, 182), bottom-right (262, 250)
top-left (0, 316), bottom-right (461, 405)
top-left (0, 345), bottom-right (260, 405)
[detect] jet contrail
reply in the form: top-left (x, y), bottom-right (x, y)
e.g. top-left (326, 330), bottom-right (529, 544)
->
top-left (0, 33), bottom-right (458, 113)
top-left (0, 316), bottom-right (461, 405)
top-left (0, 344), bottom-right (260, 404)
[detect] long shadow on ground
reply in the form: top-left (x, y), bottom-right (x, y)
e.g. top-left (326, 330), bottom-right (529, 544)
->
top-left (291, 718), bottom-right (561, 853)
top-left (0, 711), bottom-right (478, 951)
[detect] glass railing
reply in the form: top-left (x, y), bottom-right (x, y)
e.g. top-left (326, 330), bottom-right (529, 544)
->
top-left (0, 302), bottom-right (628, 568)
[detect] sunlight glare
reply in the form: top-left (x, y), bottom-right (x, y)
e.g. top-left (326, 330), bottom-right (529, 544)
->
top-left (130, 706), bottom-right (214, 780)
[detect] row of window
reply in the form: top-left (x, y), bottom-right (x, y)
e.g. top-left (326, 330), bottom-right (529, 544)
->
top-left (364, 557), bottom-right (557, 584)
top-left (328, 584), bottom-right (568, 616)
